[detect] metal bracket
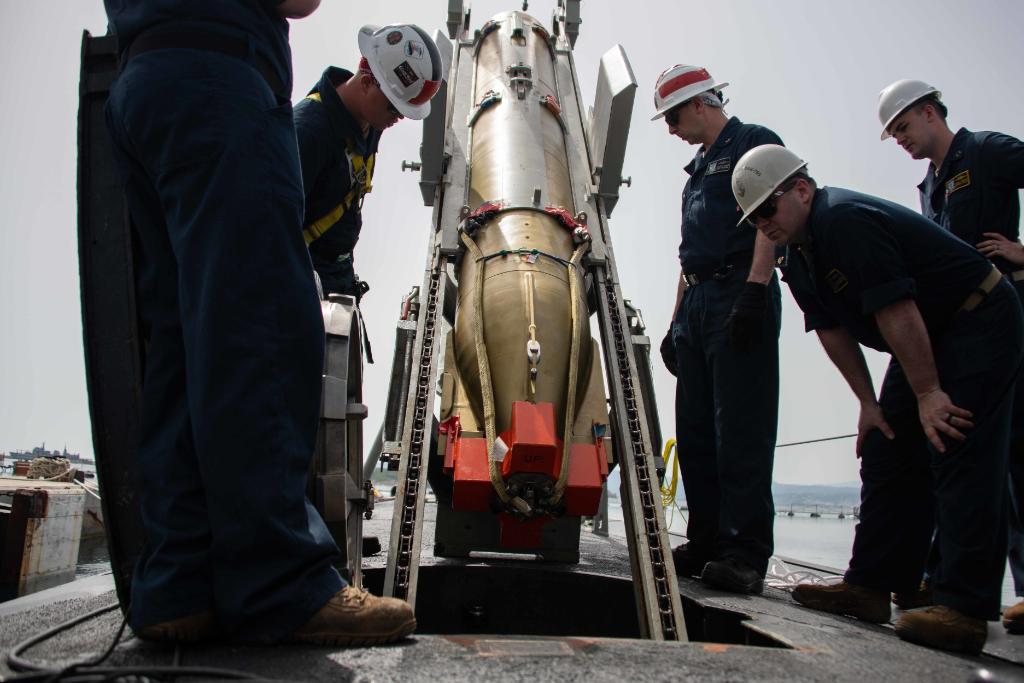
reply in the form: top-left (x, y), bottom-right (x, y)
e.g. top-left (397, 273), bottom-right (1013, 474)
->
top-left (447, 0), bottom-right (465, 39)
top-left (363, 480), bottom-right (375, 519)
top-left (587, 44), bottom-right (637, 217)
top-left (507, 63), bottom-right (533, 100)
top-left (468, 90), bottom-right (502, 127)
top-left (321, 376), bottom-right (349, 421)
top-left (380, 440), bottom-right (403, 471)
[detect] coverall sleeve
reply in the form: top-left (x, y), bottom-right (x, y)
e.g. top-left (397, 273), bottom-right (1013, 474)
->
top-left (677, 178), bottom-right (691, 269)
top-left (982, 132), bottom-right (1024, 190)
top-left (780, 261), bottom-right (839, 333)
top-left (293, 106), bottom-right (329, 203)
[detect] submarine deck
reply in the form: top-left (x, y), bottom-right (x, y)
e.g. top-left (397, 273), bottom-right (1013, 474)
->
top-left (1, 502), bottom-right (1022, 682)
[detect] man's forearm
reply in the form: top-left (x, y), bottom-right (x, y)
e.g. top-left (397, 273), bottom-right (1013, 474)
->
top-left (875, 299), bottom-right (940, 397)
top-left (816, 327), bottom-right (877, 403)
top-left (747, 230), bottom-right (776, 285)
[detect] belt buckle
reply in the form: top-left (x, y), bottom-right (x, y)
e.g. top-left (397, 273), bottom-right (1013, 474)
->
top-left (712, 264), bottom-right (734, 281)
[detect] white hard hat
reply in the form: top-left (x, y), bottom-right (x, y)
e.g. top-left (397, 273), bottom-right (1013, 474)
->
top-left (651, 64), bottom-right (728, 121)
top-left (877, 79), bottom-right (942, 140)
top-left (732, 145), bottom-right (808, 227)
top-left (358, 24), bottom-right (443, 120)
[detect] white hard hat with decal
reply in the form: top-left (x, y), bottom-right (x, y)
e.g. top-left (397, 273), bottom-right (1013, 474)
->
top-left (358, 24), bottom-right (443, 120)
top-left (877, 79), bottom-right (942, 140)
top-left (651, 64), bottom-right (728, 121)
top-left (732, 145), bottom-right (808, 227)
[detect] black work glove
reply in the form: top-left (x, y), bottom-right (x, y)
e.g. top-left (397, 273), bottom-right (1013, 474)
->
top-left (354, 278), bottom-right (370, 304)
top-left (660, 328), bottom-right (677, 377)
top-left (726, 282), bottom-right (768, 352)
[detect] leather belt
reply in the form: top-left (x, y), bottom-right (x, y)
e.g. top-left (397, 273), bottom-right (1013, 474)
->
top-left (124, 27), bottom-right (285, 95)
top-left (958, 266), bottom-right (1003, 313)
top-left (683, 250), bottom-right (754, 287)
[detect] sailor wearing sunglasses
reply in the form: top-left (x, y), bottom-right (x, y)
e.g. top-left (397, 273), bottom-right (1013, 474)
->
top-left (651, 64), bottom-right (786, 595)
top-left (734, 143), bottom-right (1022, 656)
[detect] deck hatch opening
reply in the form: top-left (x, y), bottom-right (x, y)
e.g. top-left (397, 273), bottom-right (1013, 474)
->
top-left (363, 565), bottom-right (790, 648)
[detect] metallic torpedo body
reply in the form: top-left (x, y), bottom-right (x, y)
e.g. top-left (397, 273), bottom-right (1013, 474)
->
top-left (382, 1), bottom-right (685, 640)
top-left (441, 10), bottom-right (609, 551)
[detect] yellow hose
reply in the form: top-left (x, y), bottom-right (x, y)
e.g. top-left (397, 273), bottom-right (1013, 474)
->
top-left (660, 439), bottom-right (679, 508)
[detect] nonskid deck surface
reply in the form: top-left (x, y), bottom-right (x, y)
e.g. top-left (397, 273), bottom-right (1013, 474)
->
top-left (2, 504), bottom-right (1021, 682)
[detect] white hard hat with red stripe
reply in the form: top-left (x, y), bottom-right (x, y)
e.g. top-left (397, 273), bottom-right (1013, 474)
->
top-left (651, 64), bottom-right (728, 121)
top-left (877, 79), bottom-right (942, 140)
top-left (358, 24), bottom-right (443, 121)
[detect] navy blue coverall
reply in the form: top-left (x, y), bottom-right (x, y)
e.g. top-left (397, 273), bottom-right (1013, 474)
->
top-left (673, 116), bottom-right (783, 575)
top-left (919, 128), bottom-right (1024, 597)
top-left (103, 0), bottom-right (343, 641)
top-left (294, 67), bottom-right (380, 299)
top-left (782, 187), bottom-right (1023, 620)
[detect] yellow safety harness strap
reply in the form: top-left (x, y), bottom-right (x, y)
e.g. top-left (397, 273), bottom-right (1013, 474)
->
top-left (301, 92), bottom-right (375, 246)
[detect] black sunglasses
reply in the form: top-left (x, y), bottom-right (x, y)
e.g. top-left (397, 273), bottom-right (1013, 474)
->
top-left (663, 99), bottom-right (691, 126)
top-left (745, 178), bottom-right (801, 228)
top-left (368, 73), bottom-right (402, 118)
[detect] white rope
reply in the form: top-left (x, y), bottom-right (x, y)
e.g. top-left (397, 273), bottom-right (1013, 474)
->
top-left (73, 479), bottom-right (103, 500)
top-left (764, 557), bottom-right (843, 591)
top-left (26, 457), bottom-right (73, 481)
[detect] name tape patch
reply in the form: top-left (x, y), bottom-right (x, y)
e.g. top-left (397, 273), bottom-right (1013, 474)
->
top-left (825, 268), bottom-right (848, 294)
top-left (946, 170), bottom-right (971, 196)
top-left (706, 157), bottom-right (732, 175)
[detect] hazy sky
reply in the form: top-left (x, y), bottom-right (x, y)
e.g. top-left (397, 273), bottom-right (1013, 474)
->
top-left (1, 1), bottom-right (1021, 486)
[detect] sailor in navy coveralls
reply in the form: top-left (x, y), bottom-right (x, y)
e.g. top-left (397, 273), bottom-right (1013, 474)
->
top-left (879, 80), bottom-right (1024, 627)
top-left (733, 143), bottom-right (1022, 655)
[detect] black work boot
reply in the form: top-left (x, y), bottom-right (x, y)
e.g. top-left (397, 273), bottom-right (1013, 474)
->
top-left (135, 610), bottom-right (218, 643)
top-left (892, 580), bottom-right (934, 609)
top-left (671, 543), bottom-right (710, 579)
top-left (700, 558), bottom-right (764, 594)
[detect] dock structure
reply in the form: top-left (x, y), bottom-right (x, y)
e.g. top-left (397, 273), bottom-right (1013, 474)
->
top-left (0, 479), bottom-right (86, 600)
top-left (781, 505), bottom-right (860, 519)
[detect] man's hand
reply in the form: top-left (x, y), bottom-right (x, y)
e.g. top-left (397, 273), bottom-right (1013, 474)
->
top-left (856, 400), bottom-right (895, 458)
top-left (726, 282), bottom-right (768, 351)
top-left (276, 0), bottom-right (321, 18)
top-left (660, 329), bottom-right (677, 377)
top-left (917, 389), bottom-right (974, 453)
top-left (977, 232), bottom-right (1024, 266)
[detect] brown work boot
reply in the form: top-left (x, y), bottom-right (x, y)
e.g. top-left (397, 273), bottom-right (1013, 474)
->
top-left (288, 586), bottom-right (416, 646)
top-left (1002, 599), bottom-right (1024, 634)
top-left (791, 581), bottom-right (891, 623)
top-left (135, 610), bottom-right (218, 643)
top-left (893, 580), bottom-right (934, 609)
top-left (895, 605), bottom-right (986, 655)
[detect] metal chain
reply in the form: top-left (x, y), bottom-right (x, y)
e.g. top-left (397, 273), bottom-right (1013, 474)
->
top-left (391, 256), bottom-right (446, 599)
top-left (602, 277), bottom-right (678, 639)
